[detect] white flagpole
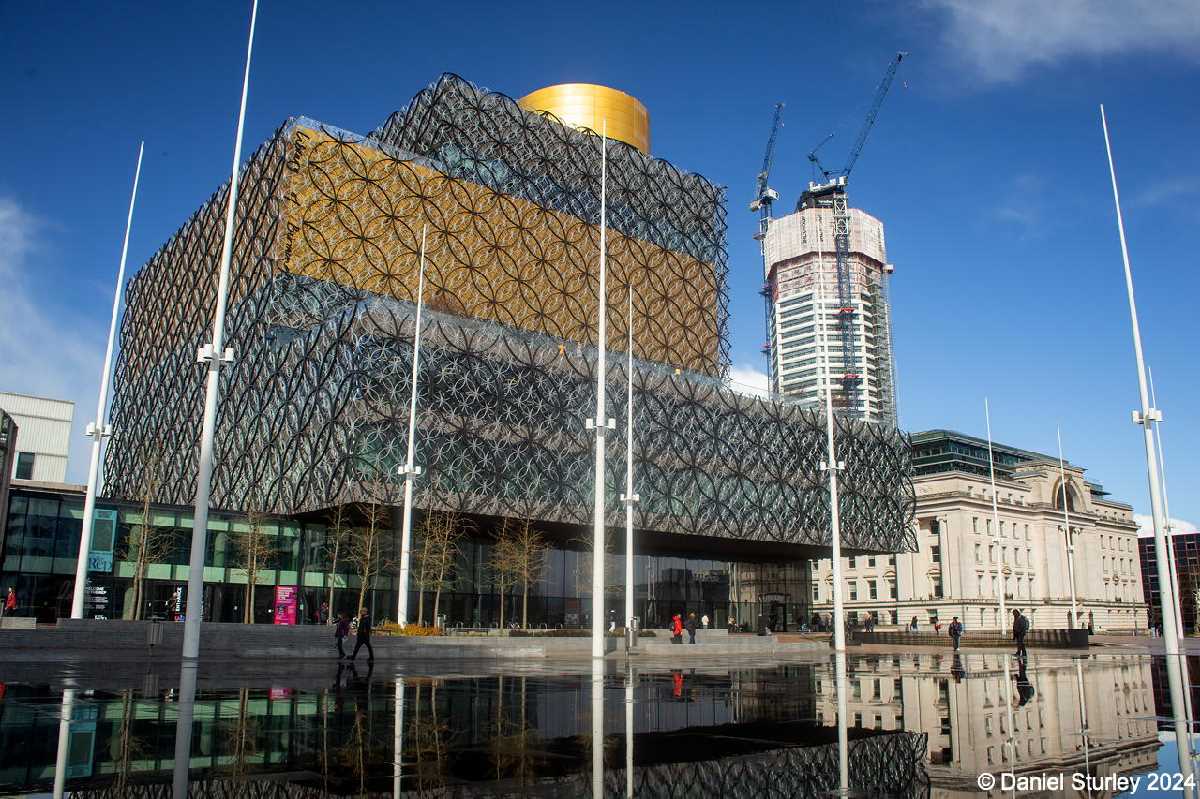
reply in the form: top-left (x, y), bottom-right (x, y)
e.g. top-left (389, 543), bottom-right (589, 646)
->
top-left (396, 225), bottom-right (428, 627)
top-left (1056, 427), bottom-right (1078, 628)
top-left (182, 0), bottom-right (258, 659)
top-left (71, 141), bottom-right (143, 619)
top-left (984, 398), bottom-right (1007, 634)
top-left (1149, 366), bottom-right (1184, 639)
top-left (622, 284), bottom-right (638, 633)
top-left (1101, 104), bottom-right (1192, 783)
top-left (816, 242), bottom-right (846, 651)
top-left (1149, 367), bottom-right (1195, 748)
top-left (590, 124), bottom-right (611, 658)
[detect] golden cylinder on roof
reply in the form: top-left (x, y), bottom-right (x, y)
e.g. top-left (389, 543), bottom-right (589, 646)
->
top-left (518, 83), bottom-right (651, 154)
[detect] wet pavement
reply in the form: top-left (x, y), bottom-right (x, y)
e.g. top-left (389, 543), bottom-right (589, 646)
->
top-left (1, 651), bottom-right (1197, 797)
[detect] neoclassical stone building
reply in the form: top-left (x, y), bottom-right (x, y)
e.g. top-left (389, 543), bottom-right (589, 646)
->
top-left (813, 430), bottom-right (1147, 632)
top-left (813, 652), bottom-right (1159, 795)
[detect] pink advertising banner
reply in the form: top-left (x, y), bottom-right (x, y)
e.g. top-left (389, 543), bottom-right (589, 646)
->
top-left (274, 586), bottom-right (298, 625)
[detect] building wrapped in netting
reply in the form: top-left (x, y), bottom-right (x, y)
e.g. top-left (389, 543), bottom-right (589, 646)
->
top-left (102, 74), bottom-right (915, 625)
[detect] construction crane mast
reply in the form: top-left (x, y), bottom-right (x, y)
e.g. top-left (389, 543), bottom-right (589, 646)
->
top-left (800, 52), bottom-right (905, 421)
top-left (750, 102), bottom-right (785, 385)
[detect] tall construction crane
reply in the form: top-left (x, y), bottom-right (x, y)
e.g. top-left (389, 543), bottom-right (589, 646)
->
top-left (750, 102), bottom-right (785, 379)
top-left (799, 52), bottom-right (905, 421)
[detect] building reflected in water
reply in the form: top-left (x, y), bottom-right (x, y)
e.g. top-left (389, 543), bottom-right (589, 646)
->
top-left (814, 654), bottom-right (1158, 797)
top-left (0, 655), bottom-right (1168, 797)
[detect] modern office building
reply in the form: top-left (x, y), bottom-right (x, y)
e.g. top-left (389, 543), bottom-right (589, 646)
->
top-left (811, 429), bottom-right (1147, 632)
top-left (0, 392), bottom-right (74, 482)
top-left (762, 202), bottom-right (896, 424)
top-left (1139, 530), bottom-right (1200, 633)
top-left (0, 74), bottom-right (915, 625)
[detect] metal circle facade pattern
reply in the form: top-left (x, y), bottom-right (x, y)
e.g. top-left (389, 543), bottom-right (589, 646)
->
top-left (104, 73), bottom-right (915, 554)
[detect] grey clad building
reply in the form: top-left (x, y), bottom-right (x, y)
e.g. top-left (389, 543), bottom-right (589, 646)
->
top-left (4, 75), bottom-right (915, 627)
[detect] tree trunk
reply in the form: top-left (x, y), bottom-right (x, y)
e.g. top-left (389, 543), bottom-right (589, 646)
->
top-left (326, 535), bottom-right (339, 620)
top-left (498, 589), bottom-right (505, 630)
top-left (522, 580), bottom-right (529, 629)
top-left (131, 561), bottom-right (144, 621)
top-left (433, 557), bottom-right (448, 626)
top-left (417, 585), bottom-right (426, 627)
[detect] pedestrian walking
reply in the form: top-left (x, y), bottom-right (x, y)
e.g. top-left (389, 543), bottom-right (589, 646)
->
top-left (909, 616), bottom-right (919, 633)
top-left (950, 653), bottom-right (965, 683)
top-left (701, 613), bottom-right (709, 629)
top-left (671, 613), bottom-right (683, 644)
top-left (348, 607), bottom-right (374, 662)
top-left (1012, 608), bottom-right (1029, 659)
top-left (3, 587), bottom-right (16, 618)
top-left (948, 616), bottom-right (963, 651)
top-left (334, 612), bottom-right (351, 659)
top-left (685, 612), bottom-right (698, 644)
top-left (1013, 656), bottom-right (1035, 706)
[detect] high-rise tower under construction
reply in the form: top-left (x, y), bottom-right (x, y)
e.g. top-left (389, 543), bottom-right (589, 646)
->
top-left (763, 198), bottom-right (896, 425)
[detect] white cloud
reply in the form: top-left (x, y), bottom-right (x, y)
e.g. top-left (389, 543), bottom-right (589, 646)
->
top-left (0, 197), bottom-right (103, 483)
top-left (1133, 176), bottom-right (1200, 208)
top-left (924, 0), bottom-right (1200, 84)
top-left (992, 173), bottom-right (1045, 237)
top-left (727, 364), bottom-right (770, 397)
top-left (1135, 514), bottom-right (1199, 538)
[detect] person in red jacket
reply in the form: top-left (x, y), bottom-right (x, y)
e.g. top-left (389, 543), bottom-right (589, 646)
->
top-left (671, 614), bottom-right (683, 643)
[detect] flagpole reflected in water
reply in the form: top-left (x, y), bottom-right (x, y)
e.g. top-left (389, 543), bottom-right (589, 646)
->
top-left (52, 686), bottom-right (76, 799)
top-left (625, 661), bottom-right (634, 798)
top-left (1074, 657), bottom-right (1092, 798)
top-left (394, 677), bottom-right (405, 797)
top-left (172, 662), bottom-right (198, 799)
top-left (1002, 654), bottom-right (1016, 794)
top-left (835, 649), bottom-right (849, 795)
top-left (592, 658), bottom-right (605, 798)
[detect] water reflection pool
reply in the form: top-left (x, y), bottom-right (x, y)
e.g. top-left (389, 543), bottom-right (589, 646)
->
top-left (0, 652), bottom-right (1192, 797)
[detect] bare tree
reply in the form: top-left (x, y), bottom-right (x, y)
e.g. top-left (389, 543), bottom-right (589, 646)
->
top-left (232, 502), bottom-right (277, 624)
top-left (509, 520), bottom-right (548, 628)
top-left (484, 520), bottom-right (547, 633)
top-left (488, 522), bottom-right (523, 629)
top-left (121, 455), bottom-right (179, 620)
top-left (345, 502), bottom-right (395, 616)
top-left (416, 510), bottom-right (470, 626)
top-left (324, 504), bottom-right (353, 621)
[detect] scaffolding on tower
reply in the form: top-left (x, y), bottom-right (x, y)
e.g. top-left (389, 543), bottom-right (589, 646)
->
top-left (801, 52), bottom-right (905, 420)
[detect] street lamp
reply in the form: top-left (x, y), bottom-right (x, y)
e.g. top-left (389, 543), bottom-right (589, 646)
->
top-left (71, 142), bottom-right (143, 619)
top-left (182, 0), bottom-right (258, 659)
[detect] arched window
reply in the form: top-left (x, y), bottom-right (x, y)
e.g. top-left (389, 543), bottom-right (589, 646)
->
top-left (1055, 482), bottom-right (1079, 512)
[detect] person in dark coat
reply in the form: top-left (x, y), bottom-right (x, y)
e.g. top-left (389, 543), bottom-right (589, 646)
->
top-left (948, 616), bottom-right (963, 651)
top-left (349, 607), bottom-right (374, 661)
top-left (685, 612), bottom-right (698, 644)
top-left (1012, 608), bottom-right (1029, 659)
top-left (950, 653), bottom-right (966, 683)
top-left (334, 612), bottom-right (352, 659)
top-left (1013, 656), bottom-right (1035, 706)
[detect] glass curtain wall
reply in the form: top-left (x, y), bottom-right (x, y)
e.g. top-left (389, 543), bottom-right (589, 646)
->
top-left (2, 490), bottom-right (813, 628)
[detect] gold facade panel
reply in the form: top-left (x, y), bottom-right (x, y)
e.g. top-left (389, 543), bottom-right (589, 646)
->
top-left (282, 127), bottom-right (718, 373)
top-left (518, 83), bottom-right (650, 154)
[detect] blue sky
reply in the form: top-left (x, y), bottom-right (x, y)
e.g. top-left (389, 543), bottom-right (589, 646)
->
top-left (1, 1), bottom-right (1197, 530)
